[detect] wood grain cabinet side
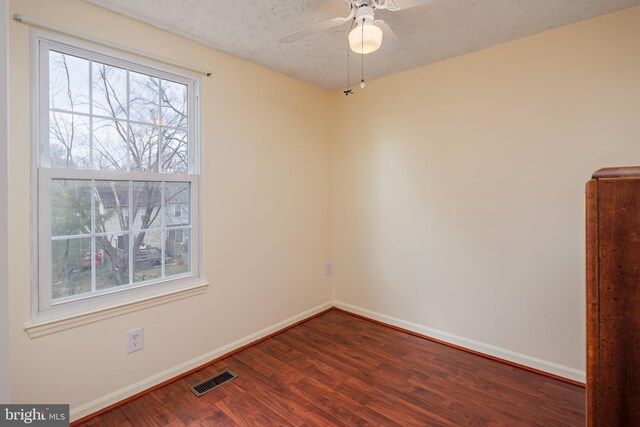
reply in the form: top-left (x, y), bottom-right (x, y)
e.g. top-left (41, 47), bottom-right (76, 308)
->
top-left (587, 167), bottom-right (640, 427)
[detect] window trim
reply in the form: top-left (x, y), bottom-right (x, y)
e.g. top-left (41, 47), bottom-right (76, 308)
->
top-left (25, 282), bottom-right (209, 338)
top-left (31, 29), bottom-right (204, 322)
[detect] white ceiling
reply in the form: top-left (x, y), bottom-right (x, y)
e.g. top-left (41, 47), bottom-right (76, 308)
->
top-left (85, 0), bottom-right (640, 91)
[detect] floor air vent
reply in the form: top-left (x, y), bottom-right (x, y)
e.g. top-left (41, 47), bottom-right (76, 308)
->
top-left (190, 369), bottom-right (238, 397)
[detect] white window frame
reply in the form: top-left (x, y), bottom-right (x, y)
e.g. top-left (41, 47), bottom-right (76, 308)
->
top-left (31, 29), bottom-right (203, 321)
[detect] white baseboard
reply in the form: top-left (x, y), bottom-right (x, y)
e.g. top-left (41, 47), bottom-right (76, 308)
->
top-left (70, 301), bottom-right (333, 421)
top-left (334, 301), bottom-right (586, 384)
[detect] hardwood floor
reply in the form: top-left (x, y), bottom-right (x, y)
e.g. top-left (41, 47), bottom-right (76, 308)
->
top-left (78, 310), bottom-right (585, 426)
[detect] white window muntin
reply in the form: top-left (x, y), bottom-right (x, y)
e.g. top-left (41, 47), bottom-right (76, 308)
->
top-left (33, 30), bottom-right (201, 318)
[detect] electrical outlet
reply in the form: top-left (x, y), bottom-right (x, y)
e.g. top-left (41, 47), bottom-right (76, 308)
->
top-left (324, 261), bottom-right (332, 276)
top-left (126, 327), bottom-right (144, 354)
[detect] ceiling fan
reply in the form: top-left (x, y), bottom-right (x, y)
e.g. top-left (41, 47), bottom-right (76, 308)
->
top-left (279, 0), bottom-right (431, 54)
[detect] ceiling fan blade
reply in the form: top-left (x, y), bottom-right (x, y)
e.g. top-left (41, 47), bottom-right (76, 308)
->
top-left (279, 16), bottom-right (352, 44)
top-left (384, 0), bottom-right (431, 11)
top-left (375, 20), bottom-right (402, 52)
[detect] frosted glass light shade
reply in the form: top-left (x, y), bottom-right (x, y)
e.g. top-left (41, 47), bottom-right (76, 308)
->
top-left (349, 22), bottom-right (383, 54)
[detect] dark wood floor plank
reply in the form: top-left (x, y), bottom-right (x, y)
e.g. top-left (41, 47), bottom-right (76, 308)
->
top-left (215, 393), bottom-right (293, 427)
top-left (148, 378), bottom-right (220, 425)
top-left (247, 346), bottom-right (378, 426)
top-left (120, 393), bottom-right (182, 426)
top-left (82, 408), bottom-right (133, 427)
top-left (224, 358), bottom-right (346, 426)
top-left (77, 310), bottom-right (585, 426)
top-left (291, 319), bottom-right (512, 426)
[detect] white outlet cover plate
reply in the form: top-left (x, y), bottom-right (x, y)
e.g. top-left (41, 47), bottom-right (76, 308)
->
top-left (126, 327), bottom-right (144, 354)
top-left (324, 261), bottom-right (332, 276)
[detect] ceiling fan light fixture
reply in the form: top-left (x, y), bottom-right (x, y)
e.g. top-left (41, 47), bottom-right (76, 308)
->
top-left (349, 21), bottom-right (383, 54)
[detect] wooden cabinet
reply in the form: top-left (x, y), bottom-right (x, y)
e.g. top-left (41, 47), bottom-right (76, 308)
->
top-left (587, 167), bottom-right (640, 426)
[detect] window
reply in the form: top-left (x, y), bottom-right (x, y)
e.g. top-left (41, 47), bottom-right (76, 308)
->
top-left (34, 32), bottom-right (201, 317)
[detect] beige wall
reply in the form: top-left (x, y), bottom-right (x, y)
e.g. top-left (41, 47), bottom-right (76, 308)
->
top-left (7, 0), bottom-right (332, 416)
top-left (332, 6), bottom-right (640, 381)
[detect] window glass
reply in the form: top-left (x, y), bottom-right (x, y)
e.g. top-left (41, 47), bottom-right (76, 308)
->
top-left (37, 39), bottom-right (199, 314)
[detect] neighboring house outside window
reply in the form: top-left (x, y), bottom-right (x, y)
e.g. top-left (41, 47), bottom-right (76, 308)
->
top-left (34, 31), bottom-right (201, 318)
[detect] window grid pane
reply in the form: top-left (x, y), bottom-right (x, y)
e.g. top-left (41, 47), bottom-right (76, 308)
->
top-left (51, 180), bottom-right (191, 301)
top-left (47, 52), bottom-right (189, 172)
top-left (49, 51), bottom-right (89, 114)
top-left (42, 40), bottom-right (197, 312)
top-left (51, 237), bottom-right (92, 299)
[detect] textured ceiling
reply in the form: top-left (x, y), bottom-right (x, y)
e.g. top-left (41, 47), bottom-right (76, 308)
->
top-left (85, 0), bottom-right (640, 90)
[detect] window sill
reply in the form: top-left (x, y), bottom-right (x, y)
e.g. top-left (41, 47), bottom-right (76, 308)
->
top-left (25, 281), bottom-right (209, 338)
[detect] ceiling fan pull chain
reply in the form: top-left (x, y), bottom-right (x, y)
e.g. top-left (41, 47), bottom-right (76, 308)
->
top-left (345, 37), bottom-right (351, 95)
top-left (344, 27), bottom-right (353, 96)
top-left (360, 23), bottom-right (366, 89)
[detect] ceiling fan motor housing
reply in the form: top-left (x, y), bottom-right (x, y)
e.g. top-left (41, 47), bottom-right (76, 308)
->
top-left (355, 5), bottom-right (375, 23)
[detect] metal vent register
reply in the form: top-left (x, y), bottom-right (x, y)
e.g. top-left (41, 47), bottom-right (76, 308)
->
top-left (190, 369), bottom-right (238, 397)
